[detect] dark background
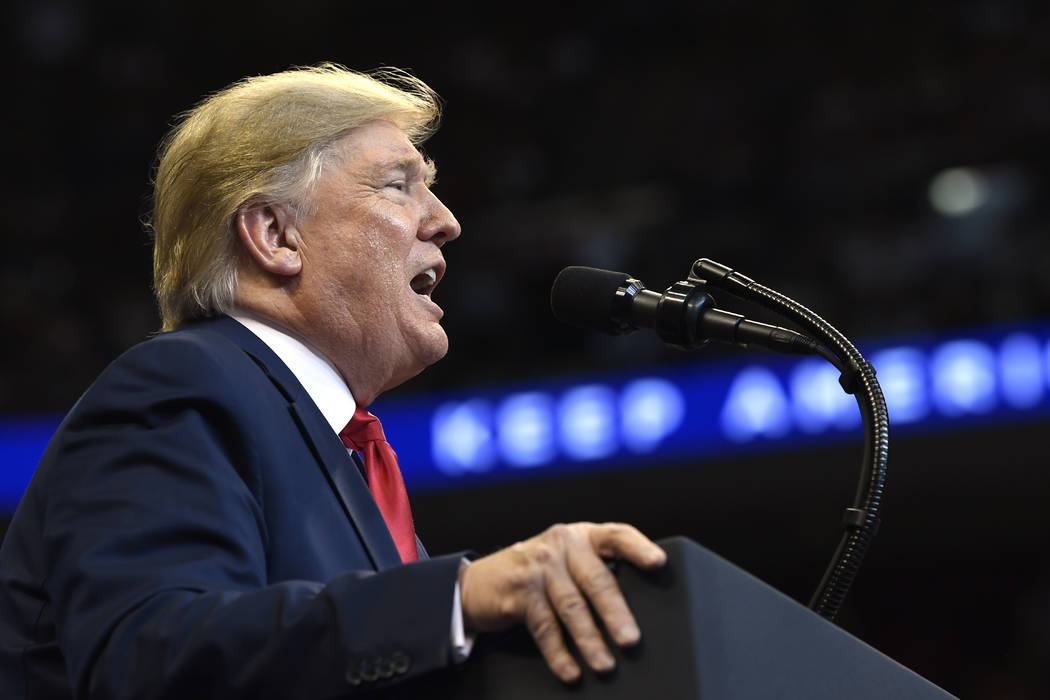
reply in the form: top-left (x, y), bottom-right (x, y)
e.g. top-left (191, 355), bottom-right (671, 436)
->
top-left (5, 1), bottom-right (1050, 696)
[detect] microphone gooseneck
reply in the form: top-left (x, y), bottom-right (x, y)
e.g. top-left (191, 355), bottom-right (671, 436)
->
top-left (550, 258), bottom-right (889, 624)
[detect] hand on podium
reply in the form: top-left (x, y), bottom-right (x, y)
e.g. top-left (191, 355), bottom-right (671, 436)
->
top-left (457, 522), bottom-right (667, 683)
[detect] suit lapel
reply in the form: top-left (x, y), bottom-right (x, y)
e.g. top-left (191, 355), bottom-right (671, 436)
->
top-left (194, 315), bottom-right (403, 570)
top-left (286, 403), bottom-right (403, 569)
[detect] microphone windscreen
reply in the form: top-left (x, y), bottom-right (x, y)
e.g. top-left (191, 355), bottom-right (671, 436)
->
top-left (550, 266), bottom-right (632, 334)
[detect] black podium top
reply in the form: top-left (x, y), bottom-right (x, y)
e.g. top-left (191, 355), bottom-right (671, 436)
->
top-left (383, 536), bottom-right (956, 699)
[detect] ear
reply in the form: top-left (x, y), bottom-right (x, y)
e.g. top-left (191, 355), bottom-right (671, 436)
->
top-left (235, 200), bottom-right (303, 277)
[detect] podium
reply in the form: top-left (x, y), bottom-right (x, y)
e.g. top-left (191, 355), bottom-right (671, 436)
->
top-left (391, 537), bottom-right (956, 698)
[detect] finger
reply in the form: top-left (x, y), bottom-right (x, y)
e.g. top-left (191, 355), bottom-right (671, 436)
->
top-left (588, 522), bottom-right (666, 569)
top-left (525, 596), bottom-right (581, 683)
top-left (545, 565), bottom-right (616, 673)
top-left (566, 544), bottom-right (640, 647)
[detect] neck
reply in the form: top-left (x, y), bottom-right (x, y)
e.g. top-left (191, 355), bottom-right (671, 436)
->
top-left (234, 284), bottom-right (384, 406)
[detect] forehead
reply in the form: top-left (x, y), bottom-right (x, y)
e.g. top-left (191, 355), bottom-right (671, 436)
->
top-left (333, 120), bottom-right (436, 181)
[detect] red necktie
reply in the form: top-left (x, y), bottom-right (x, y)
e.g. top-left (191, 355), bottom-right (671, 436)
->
top-left (339, 408), bottom-right (419, 563)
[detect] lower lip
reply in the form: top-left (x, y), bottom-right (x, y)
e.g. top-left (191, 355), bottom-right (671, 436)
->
top-left (415, 292), bottom-right (443, 318)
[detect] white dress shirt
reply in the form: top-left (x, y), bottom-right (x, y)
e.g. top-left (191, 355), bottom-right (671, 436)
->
top-left (231, 312), bottom-right (473, 661)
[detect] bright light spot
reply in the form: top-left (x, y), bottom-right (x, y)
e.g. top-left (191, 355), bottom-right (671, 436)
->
top-left (929, 167), bottom-right (988, 217)
top-left (872, 347), bottom-right (929, 424)
top-left (790, 359), bottom-right (858, 433)
top-left (558, 385), bottom-right (618, 461)
top-left (432, 400), bottom-right (495, 475)
top-left (999, 333), bottom-right (1044, 408)
top-left (930, 340), bottom-right (997, 416)
top-left (1045, 338), bottom-right (1050, 393)
top-left (620, 378), bottom-right (686, 452)
top-left (720, 367), bottom-right (791, 442)
top-left (496, 392), bottom-right (556, 468)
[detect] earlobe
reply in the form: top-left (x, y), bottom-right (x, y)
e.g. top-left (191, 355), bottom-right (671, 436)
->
top-left (236, 201), bottom-right (303, 277)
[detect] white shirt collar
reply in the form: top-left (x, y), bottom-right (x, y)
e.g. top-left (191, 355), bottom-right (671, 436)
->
top-left (230, 312), bottom-right (356, 434)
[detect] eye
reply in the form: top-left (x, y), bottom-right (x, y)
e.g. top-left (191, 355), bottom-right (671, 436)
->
top-left (387, 181), bottom-right (407, 192)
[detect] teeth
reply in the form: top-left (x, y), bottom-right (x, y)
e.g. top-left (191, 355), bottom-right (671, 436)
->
top-left (410, 268), bottom-right (438, 294)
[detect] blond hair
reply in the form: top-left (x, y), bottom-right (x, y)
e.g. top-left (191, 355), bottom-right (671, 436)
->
top-left (149, 63), bottom-right (442, 331)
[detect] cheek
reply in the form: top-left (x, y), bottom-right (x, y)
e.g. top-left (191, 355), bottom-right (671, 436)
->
top-left (304, 208), bottom-right (418, 304)
top-left (359, 206), bottom-right (417, 253)
top-left (362, 238), bottom-right (415, 294)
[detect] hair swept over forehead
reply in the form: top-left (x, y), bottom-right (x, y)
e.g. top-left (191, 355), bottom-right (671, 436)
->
top-left (170, 63), bottom-right (442, 151)
top-left (150, 63), bottom-right (442, 331)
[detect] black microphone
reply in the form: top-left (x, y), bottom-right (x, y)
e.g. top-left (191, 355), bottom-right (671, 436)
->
top-left (550, 265), bottom-right (821, 355)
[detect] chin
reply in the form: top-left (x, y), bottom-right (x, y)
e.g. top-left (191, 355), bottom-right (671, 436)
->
top-left (384, 330), bottom-right (449, 392)
top-left (419, 332), bottom-right (450, 367)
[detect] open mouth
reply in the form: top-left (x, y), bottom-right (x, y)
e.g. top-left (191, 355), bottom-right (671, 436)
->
top-left (410, 267), bottom-right (438, 296)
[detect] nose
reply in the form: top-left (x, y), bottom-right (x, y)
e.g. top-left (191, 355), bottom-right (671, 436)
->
top-left (419, 190), bottom-right (461, 247)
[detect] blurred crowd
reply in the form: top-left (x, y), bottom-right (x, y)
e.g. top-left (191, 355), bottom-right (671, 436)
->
top-left (6, 1), bottom-right (1050, 412)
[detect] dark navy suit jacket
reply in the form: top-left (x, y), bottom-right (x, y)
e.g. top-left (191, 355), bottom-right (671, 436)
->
top-left (0, 315), bottom-right (465, 699)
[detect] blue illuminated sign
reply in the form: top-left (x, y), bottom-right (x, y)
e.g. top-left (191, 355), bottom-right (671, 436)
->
top-left (871, 347), bottom-right (928, 424)
top-left (4, 320), bottom-right (1050, 509)
top-left (0, 417), bottom-right (64, 512)
top-left (381, 319), bottom-right (1050, 490)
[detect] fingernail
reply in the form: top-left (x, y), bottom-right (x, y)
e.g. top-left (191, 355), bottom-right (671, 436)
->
top-left (593, 650), bottom-right (615, 672)
top-left (649, 548), bottom-right (667, 566)
top-left (559, 663), bottom-right (581, 682)
top-left (618, 623), bottom-right (640, 645)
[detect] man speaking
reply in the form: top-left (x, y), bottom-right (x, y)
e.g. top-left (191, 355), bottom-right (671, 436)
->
top-left (0, 64), bottom-right (666, 698)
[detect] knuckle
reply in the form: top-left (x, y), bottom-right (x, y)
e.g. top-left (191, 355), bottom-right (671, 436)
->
top-left (545, 523), bottom-right (571, 541)
top-left (510, 542), bottom-right (531, 566)
top-left (531, 542), bottom-right (554, 565)
top-left (603, 522), bottom-right (636, 539)
top-left (527, 612), bottom-right (559, 642)
top-left (584, 568), bottom-right (618, 595)
top-left (554, 593), bottom-right (588, 618)
top-left (507, 561), bottom-right (536, 589)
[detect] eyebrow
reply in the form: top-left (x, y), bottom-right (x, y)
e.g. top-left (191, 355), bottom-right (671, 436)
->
top-left (375, 154), bottom-right (438, 186)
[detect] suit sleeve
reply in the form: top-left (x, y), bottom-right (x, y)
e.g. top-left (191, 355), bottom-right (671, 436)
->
top-left (41, 336), bottom-right (462, 700)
